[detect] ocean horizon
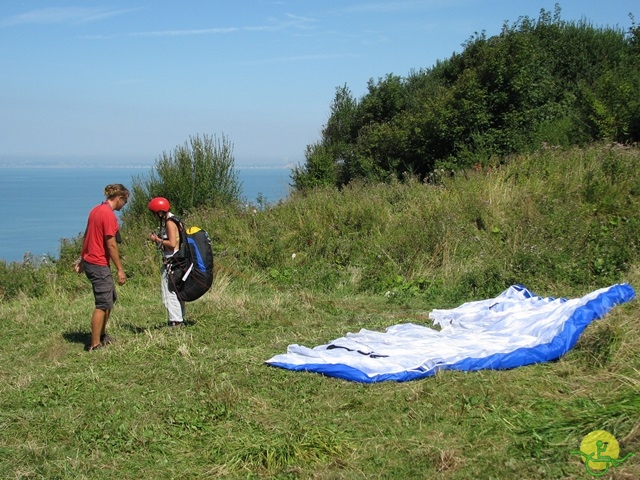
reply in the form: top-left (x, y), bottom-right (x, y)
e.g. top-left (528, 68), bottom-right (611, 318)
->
top-left (0, 164), bottom-right (292, 263)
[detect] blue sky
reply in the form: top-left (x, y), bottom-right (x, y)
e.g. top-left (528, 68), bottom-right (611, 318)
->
top-left (0, 1), bottom-right (636, 167)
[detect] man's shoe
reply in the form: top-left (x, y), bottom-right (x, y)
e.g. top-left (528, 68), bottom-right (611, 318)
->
top-left (168, 321), bottom-right (184, 328)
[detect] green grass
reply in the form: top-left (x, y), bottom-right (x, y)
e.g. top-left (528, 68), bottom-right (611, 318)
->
top-left (1, 144), bottom-right (639, 478)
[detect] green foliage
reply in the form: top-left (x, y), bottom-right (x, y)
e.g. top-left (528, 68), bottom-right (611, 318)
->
top-left (291, 142), bottom-right (339, 191)
top-left (296, 6), bottom-right (640, 189)
top-left (4, 144), bottom-right (640, 307)
top-left (126, 133), bottom-right (242, 219)
top-left (0, 256), bottom-right (50, 300)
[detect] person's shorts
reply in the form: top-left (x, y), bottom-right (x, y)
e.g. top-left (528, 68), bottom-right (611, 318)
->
top-left (83, 261), bottom-right (117, 310)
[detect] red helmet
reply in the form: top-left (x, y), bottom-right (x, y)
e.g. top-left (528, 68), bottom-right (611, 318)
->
top-left (148, 197), bottom-right (170, 213)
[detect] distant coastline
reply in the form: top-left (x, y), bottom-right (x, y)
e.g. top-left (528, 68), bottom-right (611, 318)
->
top-left (0, 163), bottom-right (293, 170)
top-left (0, 154), bottom-right (296, 170)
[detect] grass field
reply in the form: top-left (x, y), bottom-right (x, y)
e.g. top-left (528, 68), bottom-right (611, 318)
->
top-left (1, 144), bottom-right (639, 479)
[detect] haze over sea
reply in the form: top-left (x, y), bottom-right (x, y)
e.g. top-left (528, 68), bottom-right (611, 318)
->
top-left (0, 163), bottom-right (291, 263)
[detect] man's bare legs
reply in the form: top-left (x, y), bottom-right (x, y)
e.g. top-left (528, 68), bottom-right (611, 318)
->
top-left (90, 308), bottom-right (110, 349)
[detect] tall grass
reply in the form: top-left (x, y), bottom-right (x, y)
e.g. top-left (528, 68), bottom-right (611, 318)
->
top-left (0, 144), bottom-right (639, 478)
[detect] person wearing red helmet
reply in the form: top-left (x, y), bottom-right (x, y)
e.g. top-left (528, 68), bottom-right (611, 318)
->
top-left (148, 197), bottom-right (185, 327)
top-left (77, 183), bottom-right (129, 351)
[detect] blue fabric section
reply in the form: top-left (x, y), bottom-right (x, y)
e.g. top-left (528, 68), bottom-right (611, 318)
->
top-left (436, 283), bottom-right (635, 376)
top-left (187, 237), bottom-right (206, 271)
top-left (267, 284), bottom-right (635, 383)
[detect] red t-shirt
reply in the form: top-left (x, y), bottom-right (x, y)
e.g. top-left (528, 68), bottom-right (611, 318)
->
top-left (81, 202), bottom-right (119, 266)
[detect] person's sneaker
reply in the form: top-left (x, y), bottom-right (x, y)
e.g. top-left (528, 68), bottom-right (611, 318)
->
top-left (100, 334), bottom-right (115, 346)
top-left (168, 321), bottom-right (184, 328)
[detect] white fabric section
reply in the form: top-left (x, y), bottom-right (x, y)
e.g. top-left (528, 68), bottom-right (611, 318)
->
top-left (266, 285), bottom-right (622, 378)
top-left (161, 265), bottom-right (185, 322)
top-left (182, 263), bottom-right (194, 281)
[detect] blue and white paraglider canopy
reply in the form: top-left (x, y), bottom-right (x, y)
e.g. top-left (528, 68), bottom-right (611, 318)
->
top-left (266, 284), bottom-right (635, 383)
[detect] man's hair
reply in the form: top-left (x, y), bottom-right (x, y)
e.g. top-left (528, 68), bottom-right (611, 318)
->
top-left (104, 184), bottom-right (130, 200)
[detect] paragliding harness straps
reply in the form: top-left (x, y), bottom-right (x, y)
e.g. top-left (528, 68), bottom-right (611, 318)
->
top-left (162, 215), bottom-right (214, 302)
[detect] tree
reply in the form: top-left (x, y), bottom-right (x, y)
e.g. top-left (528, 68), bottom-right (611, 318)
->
top-left (292, 85), bottom-right (358, 190)
top-left (295, 6), bottom-right (640, 191)
top-left (127, 133), bottom-right (241, 218)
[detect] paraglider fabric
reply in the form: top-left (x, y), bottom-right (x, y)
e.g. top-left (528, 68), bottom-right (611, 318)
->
top-left (265, 284), bottom-right (635, 383)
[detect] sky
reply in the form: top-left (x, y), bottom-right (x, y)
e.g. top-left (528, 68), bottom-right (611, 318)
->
top-left (0, 1), bottom-right (636, 167)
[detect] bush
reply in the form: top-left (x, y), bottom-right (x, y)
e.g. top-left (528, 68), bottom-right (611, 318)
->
top-left (296, 7), bottom-right (640, 189)
top-left (125, 133), bottom-right (242, 220)
top-left (0, 256), bottom-right (52, 301)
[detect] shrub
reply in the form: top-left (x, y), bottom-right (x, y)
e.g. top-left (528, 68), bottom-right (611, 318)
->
top-left (125, 133), bottom-right (242, 220)
top-left (0, 256), bottom-right (51, 301)
top-left (296, 7), bottom-right (640, 189)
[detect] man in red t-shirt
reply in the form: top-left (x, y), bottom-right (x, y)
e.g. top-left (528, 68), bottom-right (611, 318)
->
top-left (77, 184), bottom-right (129, 351)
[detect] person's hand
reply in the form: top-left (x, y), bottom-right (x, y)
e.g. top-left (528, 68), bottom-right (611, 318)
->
top-left (73, 258), bottom-right (84, 274)
top-left (149, 232), bottom-right (161, 245)
top-left (117, 269), bottom-right (126, 285)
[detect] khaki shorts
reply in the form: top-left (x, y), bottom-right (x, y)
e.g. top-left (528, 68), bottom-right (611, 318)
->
top-left (83, 261), bottom-right (117, 310)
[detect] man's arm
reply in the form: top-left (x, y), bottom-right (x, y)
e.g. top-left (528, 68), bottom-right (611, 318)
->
top-left (106, 235), bottom-right (126, 285)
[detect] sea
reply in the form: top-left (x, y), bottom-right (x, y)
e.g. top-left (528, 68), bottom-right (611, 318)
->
top-left (0, 165), bottom-right (292, 263)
